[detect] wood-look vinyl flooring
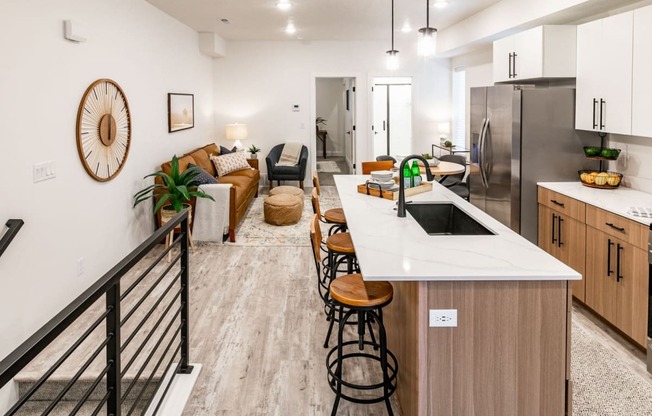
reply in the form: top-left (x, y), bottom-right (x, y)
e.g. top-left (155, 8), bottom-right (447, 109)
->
top-left (317, 157), bottom-right (351, 187)
top-left (182, 244), bottom-right (400, 415)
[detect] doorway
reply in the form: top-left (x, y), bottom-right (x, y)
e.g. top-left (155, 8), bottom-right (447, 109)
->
top-left (315, 77), bottom-right (355, 186)
top-left (372, 77), bottom-right (413, 159)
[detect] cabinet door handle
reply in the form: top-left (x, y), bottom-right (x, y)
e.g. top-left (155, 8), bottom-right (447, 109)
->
top-left (550, 199), bottom-right (565, 208)
top-left (616, 243), bottom-right (623, 282)
top-left (508, 53), bottom-right (513, 78)
top-left (605, 222), bottom-right (625, 233)
top-left (607, 239), bottom-right (614, 276)
top-left (599, 99), bottom-right (606, 130)
top-left (558, 216), bottom-right (564, 247)
top-left (592, 99), bottom-right (598, 129)
top-left (551, 213), bottom-right (557, 245)
top-left (512, 52), bottom-right (517, 78)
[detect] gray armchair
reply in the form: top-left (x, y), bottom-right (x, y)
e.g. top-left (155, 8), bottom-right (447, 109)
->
top-left (265, 144), bottom-right (309, 189)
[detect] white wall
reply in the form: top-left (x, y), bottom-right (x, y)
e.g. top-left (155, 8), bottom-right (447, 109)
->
top-left (316, 78), bottom-right (346, 157)
top-left (608, 135), bottom-right (652, 193)
top-left (213, 41), bottom-right (450, 178)
top-left (0, 0), bottom-right (213, 365)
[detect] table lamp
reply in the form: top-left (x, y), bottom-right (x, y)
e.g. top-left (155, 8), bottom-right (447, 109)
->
top-left (438, 122), bottom-right (450, 145)
top-left (225, 123), bottom-right (247, 150)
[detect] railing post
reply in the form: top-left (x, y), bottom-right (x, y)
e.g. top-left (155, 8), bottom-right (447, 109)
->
top-left (178, 212), bottom-right (193, 374)
top-left (106, 282), bottom-right (121, 415)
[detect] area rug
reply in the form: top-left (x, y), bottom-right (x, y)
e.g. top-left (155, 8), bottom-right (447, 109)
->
top-left (225, 190), bottom-right (341, 246)
top-left (572, 320), bottom-right (652, 415)
top-left (316, 160), bottom-right (341, 173)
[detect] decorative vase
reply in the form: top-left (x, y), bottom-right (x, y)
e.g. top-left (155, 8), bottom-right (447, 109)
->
top-left (250, 153), bottom-right (258, 159)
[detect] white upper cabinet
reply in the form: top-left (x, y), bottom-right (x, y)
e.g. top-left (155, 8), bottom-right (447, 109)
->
top-left (575, 12), bottom-right (633, 135)
top-left (493, 26), bottom-right (576, 83)
top-left (632, 6), bottom-right (652, 137)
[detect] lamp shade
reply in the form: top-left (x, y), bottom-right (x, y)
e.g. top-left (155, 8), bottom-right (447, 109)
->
top-left (225, 123), bottom-right (247, 141)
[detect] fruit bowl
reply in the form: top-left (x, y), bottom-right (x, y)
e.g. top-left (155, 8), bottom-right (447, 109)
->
top-left (583, 147), bottom-right (621, 160)
top-left (578, 170), bottom-right (623, 189)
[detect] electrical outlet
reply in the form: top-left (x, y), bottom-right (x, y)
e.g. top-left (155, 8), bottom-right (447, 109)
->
top-left (76, 257), bottom-right (84, 278)
top-left (429, 309), bottom-right (457, 327)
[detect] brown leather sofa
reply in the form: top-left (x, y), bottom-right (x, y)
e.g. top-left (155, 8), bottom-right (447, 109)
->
top-left (158, 143), bottom-right (259, 242)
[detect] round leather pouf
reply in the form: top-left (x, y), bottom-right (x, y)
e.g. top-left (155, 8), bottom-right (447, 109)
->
top-left (264, 194), bottom-right (303, 226)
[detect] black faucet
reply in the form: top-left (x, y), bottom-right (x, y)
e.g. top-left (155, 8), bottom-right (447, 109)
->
top-left (397, 154), bottom-right (434, 217)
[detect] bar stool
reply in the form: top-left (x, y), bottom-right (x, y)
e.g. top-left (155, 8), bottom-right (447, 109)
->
top-left (326, 273), bottom-right (398, 416)
top-left (312, 172), bottom-right (347, 234)
top-left (310, 215), bottom-right (364, 348)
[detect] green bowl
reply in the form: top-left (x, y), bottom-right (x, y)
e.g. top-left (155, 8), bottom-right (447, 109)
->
top-left (599, 148), bottom-right (621, 160)
top-left (583, 146), bottom-right (601, 157)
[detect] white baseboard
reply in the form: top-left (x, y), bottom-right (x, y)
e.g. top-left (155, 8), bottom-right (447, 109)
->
top-left (144, 363), bottom-right (202, 416)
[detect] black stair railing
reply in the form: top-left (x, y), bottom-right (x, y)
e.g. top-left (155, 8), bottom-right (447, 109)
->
top-left (0, 210), bottom-right (192, 415)
top-left (0, 219), bottom-right (24, 258)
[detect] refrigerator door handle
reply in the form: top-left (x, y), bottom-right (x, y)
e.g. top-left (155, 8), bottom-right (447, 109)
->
top-left (479, 118), bottom-right (489, 188)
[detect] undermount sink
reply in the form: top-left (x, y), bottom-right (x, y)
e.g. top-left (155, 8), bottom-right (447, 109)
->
top-left (405, 202), bottom-right (495, 236)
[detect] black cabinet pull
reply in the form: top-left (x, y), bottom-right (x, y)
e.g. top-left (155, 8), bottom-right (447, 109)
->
top-left (552, 213), bottom-right (557, 245)
top-left (607, 239), bottom-right (614, 276)
top-left (512, 53), bottom-right (517, 78)
top-left (605, 222), bottom-right (625, 233)
top-left (592, 99), bottom-right (598, 129)
top-left (599, 98), bottom-right (606, 130)
top-left (508, 53), bottom-right (513, 78)
top-left (616, 243), bottom-right (623, 282)
top-left (551, 199), bottom-right (565, 208)
top-left (558, 216), bottom-right (564, 247)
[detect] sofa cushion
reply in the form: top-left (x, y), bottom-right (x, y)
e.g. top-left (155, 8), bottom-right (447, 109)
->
top-left (203, 143), bottom-right (219, 157)
top-left (211, 152), bottom-right (250, 177)
top-left (188, 163), bottom-right (218, 186)
top-left (227, 168), bottom-right (259, 180)
top-left (162, 154), bottom-right (196, 176)
top-left (217, 176), bottom-right (250, 207)
top-left (219, 145), bottom-right (237, 155)
top-left (188, 148), bottom-right (216, 177)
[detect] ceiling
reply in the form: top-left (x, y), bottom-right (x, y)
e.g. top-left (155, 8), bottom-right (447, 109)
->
top-left (145, 0), bottom-right (501, 41)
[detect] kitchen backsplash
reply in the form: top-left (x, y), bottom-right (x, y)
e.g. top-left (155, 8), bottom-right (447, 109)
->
top-left (608, 134), bottom-right (652, 194)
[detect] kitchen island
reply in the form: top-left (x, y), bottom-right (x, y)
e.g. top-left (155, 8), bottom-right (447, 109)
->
top-left (334, 175), bottom-right (581, 416)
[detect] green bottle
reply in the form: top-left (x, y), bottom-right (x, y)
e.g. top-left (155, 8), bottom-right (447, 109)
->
top-left (403, 163), bottom-right (412, 188)
top-left (411, 161), bottom-right (422, 187)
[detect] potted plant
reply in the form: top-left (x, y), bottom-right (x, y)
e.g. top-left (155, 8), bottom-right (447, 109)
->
top-left (248, 144), bottom-right (261, 159)
top-left (133, 155), bottom-right (214, 224)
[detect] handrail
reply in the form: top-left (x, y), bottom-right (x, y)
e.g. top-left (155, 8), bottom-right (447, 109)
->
top-left (0, 219), bottom-right (24, 258)
top-left (0, 210), bottom-right (191, 415)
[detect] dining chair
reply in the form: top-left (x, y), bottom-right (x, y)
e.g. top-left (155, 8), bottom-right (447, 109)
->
top-left (361, 160), bottom-right (394, 174)
top-left (437, 154), bottom-right (469, 200)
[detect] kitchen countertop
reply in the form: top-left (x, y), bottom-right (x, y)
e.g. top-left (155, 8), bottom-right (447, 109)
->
top-left (334, 175), bottom-right (580, 282)
top-left (537, 182), bottom-right (652, 226)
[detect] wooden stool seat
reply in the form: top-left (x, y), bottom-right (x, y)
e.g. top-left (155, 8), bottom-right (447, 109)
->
top-left (324, 208), bottom-right (346, 224)
top-left (330, 274), bottom-right (394, 308)
top-left (326, 232), bottom-right (355, 254)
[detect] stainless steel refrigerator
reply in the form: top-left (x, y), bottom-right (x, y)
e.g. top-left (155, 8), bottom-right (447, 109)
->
top-left (470, 85), bottom-right (597, 244)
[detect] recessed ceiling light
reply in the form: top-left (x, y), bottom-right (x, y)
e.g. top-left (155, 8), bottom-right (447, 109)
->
top-left (277, 0), bottom-right (292, 11)
top-left (401, 22), bottom-right (412, 33)
top-left (285, 22), bottom-right (296, 34)
top-left (220, 18), bottom-right (230, 24)
top-left (433, 1), bottom-right (448, 9)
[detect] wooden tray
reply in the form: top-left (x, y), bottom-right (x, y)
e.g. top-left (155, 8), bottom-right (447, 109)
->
top-left (580, 182), bottom-right (620, 190)
top-left (357, 181), bottom-right (433, 201)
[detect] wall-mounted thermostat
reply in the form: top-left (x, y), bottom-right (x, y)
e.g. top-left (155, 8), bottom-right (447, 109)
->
top-left (292, 104), bottom-right (300, 112)
top-left (64, 20), bottom-right (88, 42)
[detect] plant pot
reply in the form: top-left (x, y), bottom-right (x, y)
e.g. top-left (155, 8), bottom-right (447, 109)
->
top-left (160, 204), bottom-right (191, 226)
top-left (250, 153), bottom-right (258, 159)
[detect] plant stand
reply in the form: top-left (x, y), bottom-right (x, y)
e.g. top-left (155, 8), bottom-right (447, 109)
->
top-left (161, 207), bottom-right (194, 262)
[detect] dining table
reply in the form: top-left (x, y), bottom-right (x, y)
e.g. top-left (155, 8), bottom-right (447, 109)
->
top-left (394, 160), bottom-right (466, 183)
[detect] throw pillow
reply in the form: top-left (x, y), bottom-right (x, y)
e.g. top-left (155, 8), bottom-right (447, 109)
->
top-left (211, 152), bottom-right (251, 177)
top-left (187, 163), bottom-right (218, 186)
top-left (219, 145), bottom-right (237, 155)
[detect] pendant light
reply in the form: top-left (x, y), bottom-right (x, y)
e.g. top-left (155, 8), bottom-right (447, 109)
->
top-left (386, 0), bottom-right (399, 70)
top-left (418, 0), bottom-right (437, 57)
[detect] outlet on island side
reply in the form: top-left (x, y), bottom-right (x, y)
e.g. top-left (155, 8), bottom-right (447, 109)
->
top-left (429, 309), bottom-right (458, 327)
top-left (77, 257), bottom-right (84, 278)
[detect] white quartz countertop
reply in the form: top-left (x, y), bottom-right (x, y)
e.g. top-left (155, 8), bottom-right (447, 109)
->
top-left (334, 175), bottom-right (580, 282)
top-left (537, 182), bottom-right (652, 226)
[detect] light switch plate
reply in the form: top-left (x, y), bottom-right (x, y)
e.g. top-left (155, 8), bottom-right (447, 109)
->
top-left (33, 161), bottom-right (56, 183)
top-left (429, 309), bottom-right (458, 327)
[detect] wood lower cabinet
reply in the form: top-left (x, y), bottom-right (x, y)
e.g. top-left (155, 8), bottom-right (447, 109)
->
top-left (585, 226), bottom-right (648, 346)
top-left (538, 190), bottom-right (587, 302)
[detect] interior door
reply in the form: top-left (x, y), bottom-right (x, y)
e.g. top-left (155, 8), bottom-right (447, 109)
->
top-left (343, 78), bottom-right (355, 171)
top-left (372, 78), bottom-right (413, 158)
top-left (373, 85), bottom-right (388, 159)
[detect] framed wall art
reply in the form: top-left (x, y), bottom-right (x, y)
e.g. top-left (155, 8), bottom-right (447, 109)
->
top-left (168, 93), bottom-right (194, 133)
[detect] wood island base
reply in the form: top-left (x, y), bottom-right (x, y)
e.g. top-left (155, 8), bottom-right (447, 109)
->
top-left (384, 280), bottom-right (572, 416)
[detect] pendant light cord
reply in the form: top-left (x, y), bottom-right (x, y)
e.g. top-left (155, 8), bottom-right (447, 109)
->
top-left (426, 0), bottom-right (430, 29)
top-left (391, 0), bottom-right (395, 49)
